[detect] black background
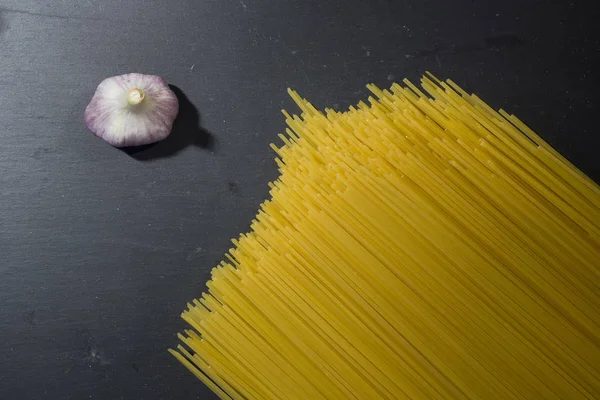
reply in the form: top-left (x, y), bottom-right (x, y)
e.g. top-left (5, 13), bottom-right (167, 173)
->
top-left (0, 1), bottom-right (598, 399)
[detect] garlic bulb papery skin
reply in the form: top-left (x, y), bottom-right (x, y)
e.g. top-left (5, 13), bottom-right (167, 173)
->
top-left (84, 73), bottom-right (179, 147)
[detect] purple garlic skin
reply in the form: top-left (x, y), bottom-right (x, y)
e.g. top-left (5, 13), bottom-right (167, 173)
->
top-left (84, 73), bottom-right (179, 147)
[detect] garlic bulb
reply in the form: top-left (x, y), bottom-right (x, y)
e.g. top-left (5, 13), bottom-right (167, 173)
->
top-left (84, 73), bottom-right (179, 147)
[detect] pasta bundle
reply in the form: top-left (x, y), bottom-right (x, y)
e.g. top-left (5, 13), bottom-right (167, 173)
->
top-left (171, 74), bottom-right (600, 399)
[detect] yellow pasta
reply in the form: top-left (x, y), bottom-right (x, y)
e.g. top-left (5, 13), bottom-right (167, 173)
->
top-left (171, 74), bottom-right (600, 399)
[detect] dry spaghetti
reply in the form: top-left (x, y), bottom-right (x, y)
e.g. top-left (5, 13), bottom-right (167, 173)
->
top-left (171, 74), bottom-right (600, 399)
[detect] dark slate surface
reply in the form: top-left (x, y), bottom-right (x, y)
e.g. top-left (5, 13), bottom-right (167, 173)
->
top-left (0, 1), bottom-right (598, 399)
